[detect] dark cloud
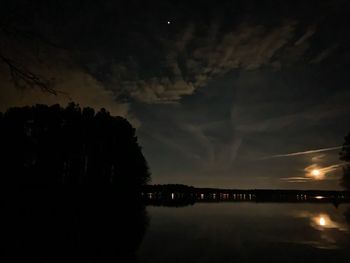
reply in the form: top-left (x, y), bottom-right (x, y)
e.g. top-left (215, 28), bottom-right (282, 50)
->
top-left (2, 0), bottom-right (349, 103)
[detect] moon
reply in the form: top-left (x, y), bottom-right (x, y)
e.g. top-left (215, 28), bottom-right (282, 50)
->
top-left (312, 169), bottom-right (321, 176)
top-left (309, 168), bottom-right (325, 180)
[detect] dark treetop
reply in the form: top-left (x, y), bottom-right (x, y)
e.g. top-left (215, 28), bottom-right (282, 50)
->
top-left (0, 103), bottom-right (152, 262)
top-left (0, 103), bottom-right (150, 188)
top-left (340, 133), bottom-right (350, 190)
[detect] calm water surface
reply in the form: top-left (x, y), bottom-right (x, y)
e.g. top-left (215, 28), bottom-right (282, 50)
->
top-left (138, 203), bottom-right (350, 263)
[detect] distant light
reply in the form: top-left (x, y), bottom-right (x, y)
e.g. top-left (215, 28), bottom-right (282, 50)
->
top-left (167, 21), bottom-right (171, 24)
top-left (171, 193), bottom-right (174, 200)
top-left (315, 196), bottom-right (324, 199)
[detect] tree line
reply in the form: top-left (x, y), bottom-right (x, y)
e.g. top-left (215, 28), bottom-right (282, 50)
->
top-left (340, 133), bottom-right (350, 190)
top-left (0, 103), bottom-right (150, 188)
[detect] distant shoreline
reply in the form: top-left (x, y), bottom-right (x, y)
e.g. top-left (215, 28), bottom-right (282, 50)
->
top-left (143, 184), bottom-right (350, 194)
top-left (142, 184), bottom-right (350, 206)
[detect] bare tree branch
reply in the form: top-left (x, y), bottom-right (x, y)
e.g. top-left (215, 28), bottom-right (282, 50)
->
top-left (0, 53), bottom-right (57, 94)
top-left (0, 17), bottom-right (67, 95)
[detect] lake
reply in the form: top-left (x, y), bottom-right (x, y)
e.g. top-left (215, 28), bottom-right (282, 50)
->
top-left (4, 190), bottom-right (350, 262)
top-left (138, 202), bottom-right (350, 263)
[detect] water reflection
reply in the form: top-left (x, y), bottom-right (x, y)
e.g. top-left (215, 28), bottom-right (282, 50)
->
top-left (312, 213), bottom-right (347, 231)
top-left (319, 216), bottom-right (326, 226)
top-left (296, 207), bottom-right (350, 251)
top-left (5, 190), bottom-right (350, 262)
top-left (139, 203), bottom-right (350, 263)
top-left (296, 211), bottom-right (348, 232)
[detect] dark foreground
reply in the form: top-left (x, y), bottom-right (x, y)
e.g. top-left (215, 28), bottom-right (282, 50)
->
top-left (2, 186), bottom-right (350, 263)
top-left (2, 187), bottom-right (148, 263)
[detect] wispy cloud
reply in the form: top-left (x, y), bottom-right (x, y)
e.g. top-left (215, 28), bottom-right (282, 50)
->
top-left (281, 177), bottom-right (312, 180)
top-left (260, 146), bottom-right (346, 160)
top-left (280, 177), bottom-right (312, 183)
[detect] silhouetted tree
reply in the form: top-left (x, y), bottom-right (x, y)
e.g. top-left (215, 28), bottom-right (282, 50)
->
top-left (0, 103), bottom-right (150, 189)
top-left (340, 133), bottom-right (350, 189)
top-left (1, 103), bottom-right (151, 262)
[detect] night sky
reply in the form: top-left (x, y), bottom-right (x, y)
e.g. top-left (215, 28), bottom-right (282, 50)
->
top-left (1, 0), bottom-right (350, 189)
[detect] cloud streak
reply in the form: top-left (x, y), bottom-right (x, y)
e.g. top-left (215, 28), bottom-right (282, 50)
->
top-left (280, 177), bottom-right (312, 183)
top-left (260, 146), bottom-right (346, 160)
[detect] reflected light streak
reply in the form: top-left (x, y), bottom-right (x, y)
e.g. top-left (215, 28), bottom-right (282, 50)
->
top-left (319, 217), bottom-right (326, 226)
top-left (311, 214), bottom-right (347, 231)
top-left (296, 211), bottom-right (348, 232)
top-left (315, 196), bottom-right (325, 199)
